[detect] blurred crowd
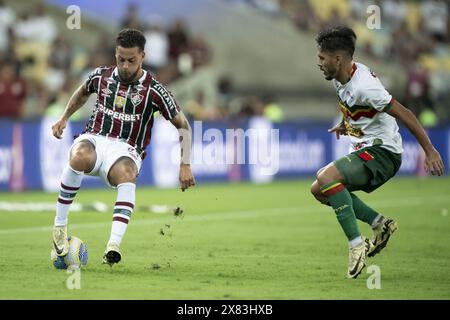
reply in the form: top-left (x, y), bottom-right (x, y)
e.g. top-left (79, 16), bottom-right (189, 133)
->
top-left (183, 75), bottom-right (284, 123)
top-left (288, 0), bottom-right (450, 126)
top-left (0, 1), bottom-right (212, 120)
top-left (0, 0), bottom-right (283, 123)
top-left (2, 0), bottom-right (449, 126)
top-left (224, 0), bottom-right (450, 126)
top-left (120, 4), bottom-right (212, 85)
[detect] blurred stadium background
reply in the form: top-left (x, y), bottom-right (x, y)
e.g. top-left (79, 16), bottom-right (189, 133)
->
top-left (0, 0), bottom-right (449, 192)
top-left (0, 0), bottom-right (449, 300)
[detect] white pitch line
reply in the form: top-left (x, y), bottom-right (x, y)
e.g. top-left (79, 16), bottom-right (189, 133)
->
top-left (0, 195), bottom-right (448, 236)
top-left (0, 207), bottom-right (301, 236)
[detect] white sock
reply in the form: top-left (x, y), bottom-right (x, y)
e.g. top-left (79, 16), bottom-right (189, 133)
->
top-left (349, 236), bottom-right (363, 248)
top-left (109, 182), bottom-right (136, 246)
top-left (54, 165), bottom-right (83, 226)
top-left (371, 214), bottom-right (383, 229)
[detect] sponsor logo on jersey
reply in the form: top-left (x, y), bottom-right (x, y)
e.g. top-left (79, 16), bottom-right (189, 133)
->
top-left (98, 104), bottom-right (141, 121)
top-left (154, 82), bottom-right (175, 111)
top-left (344, 120), bottom-right (364, 138)
top-left (114, 96), bottom-right (126, 109)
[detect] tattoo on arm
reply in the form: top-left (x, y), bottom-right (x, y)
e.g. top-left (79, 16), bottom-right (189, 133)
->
top-left (172, 114), bottom-right (192, 165)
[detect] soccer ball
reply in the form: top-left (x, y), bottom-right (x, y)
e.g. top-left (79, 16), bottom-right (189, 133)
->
top-left (50, 236), bottom-right (88, 269)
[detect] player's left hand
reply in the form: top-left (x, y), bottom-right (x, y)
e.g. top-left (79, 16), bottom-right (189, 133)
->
top-left (424, 148), bottom-right (444, 176)
top-left (179, 164), bottom-right (196, 192)
top-left (328, 121), bottom-right (347, 140)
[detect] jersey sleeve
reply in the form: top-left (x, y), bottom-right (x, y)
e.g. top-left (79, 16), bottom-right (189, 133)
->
top-left (151, 79), bottom-right (181, 120)
top-left (356, 75), bottom-right (393, 112)
top-left (84, 67), bottom-right (106, 94)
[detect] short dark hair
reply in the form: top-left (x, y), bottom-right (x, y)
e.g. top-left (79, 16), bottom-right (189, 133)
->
top-left (116, 28), bottom-right (146, 52)
top-left (315, 26), bottom-right (357, 58)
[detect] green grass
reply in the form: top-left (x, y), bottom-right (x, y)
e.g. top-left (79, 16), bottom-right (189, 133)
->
top-left (0, 177), bottom-right (449, 299)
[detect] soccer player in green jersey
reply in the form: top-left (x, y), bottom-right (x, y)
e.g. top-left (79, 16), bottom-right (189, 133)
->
top-left (311, 26), bottom-right (444, 278)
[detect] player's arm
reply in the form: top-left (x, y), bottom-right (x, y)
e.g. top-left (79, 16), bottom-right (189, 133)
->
top-left (386, 99), bottom-right (444, 176)
top-left (52, 84), bottom-right (92, 139)
top-left (170, 111), bottom-right (196, 191)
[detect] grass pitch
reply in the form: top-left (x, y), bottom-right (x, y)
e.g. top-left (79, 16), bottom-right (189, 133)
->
top-left (0, 177), bottom-right (449, 299)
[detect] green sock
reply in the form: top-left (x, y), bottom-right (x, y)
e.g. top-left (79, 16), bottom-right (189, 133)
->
top-left (320, 181), bottom-right (361, 241)
top-left (350, 193), bottom-right (380, 226)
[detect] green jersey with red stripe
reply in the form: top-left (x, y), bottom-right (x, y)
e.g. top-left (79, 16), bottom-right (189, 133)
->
top-left (332, 62), bottom-right (403, 154)
top-left (82, 66), bottom-right (180, 158)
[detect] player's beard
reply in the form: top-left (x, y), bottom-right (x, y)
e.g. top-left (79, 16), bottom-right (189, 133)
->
top-left (324, 69), bottom-right (338, 81)
top-left (319, 65), bottom-right (335, 81)
top-left (118, 68), bottom-right (140, 84)
top-left (322, 66), bottom-right (337, 81)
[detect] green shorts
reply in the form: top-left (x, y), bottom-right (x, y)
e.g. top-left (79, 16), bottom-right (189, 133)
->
top-left (334, 145), bottom-right (402, 193)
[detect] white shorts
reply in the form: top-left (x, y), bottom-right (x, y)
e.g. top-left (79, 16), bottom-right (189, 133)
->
top-left (70, 133), bottom-right (142, 188)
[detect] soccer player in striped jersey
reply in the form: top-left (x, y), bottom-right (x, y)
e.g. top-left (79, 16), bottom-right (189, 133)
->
top-left (311, 26), bottom-right (444, 279)
top-left (51, 29), bottom-right (195, 266)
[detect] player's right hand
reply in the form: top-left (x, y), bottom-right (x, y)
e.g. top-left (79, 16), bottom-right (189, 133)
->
top-left (52, 119), bottom-right (67, 139)
top-left (179, 164), bottom-right (196, 192)
top-left (328, 122), bottom-right (347, 140)
top-left (425, 148), bottom-right (445, 176)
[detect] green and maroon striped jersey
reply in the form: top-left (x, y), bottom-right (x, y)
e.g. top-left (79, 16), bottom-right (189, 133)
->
top-left (82, 66), bottom-right (180, 157)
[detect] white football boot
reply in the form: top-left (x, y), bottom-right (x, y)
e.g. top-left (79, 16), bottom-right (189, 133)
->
top-left (52, 225), bottom-right (69, 256)
top-left (102, 242), bottom-right (122, 266)
top-left (347, 237), bottom-right (373, 279)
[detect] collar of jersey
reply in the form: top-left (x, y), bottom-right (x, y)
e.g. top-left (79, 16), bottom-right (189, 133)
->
top-left (350, 62), bottom-right (357, 78)
top-left (336, 62), bottom-right (357, 88)
top-left (112, 67), bottom-right (147, 85)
